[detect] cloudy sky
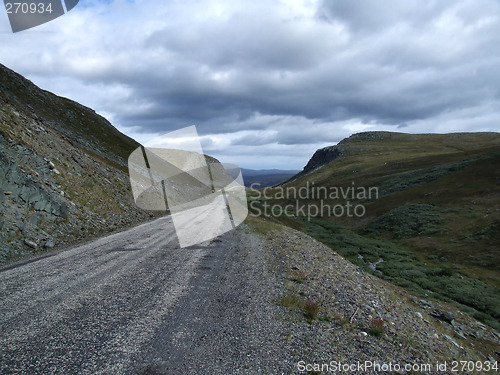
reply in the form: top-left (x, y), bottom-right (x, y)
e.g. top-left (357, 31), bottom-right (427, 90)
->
top-left (1, 0), bottom-right (499, 169)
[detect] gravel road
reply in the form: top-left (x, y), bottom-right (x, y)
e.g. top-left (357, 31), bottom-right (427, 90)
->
top-left (0, 216), bottom-right (289, 374)
top-left (2, 216), bottom-right (499, 375)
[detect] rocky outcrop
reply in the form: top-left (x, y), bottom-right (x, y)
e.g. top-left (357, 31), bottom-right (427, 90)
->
top-left (0, 154), bottom-right (68, 218)
top-left (302, 145), bottom-right (345, 173)
top-left (281, 143), bottom-right (347, 184)
top-left (302, 132), bottom-right (398, 174)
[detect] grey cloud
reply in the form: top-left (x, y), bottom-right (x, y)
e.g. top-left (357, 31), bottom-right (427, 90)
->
top-left (318, 0), bottom-right (452, 33)
top-left (64, 0), bottom-right (500, 141)
top-left (146, 9), bottom-right (338, 71)
top-left (2, 0), bottom-right (499, 168)
top-left (231, 133), bottom-right (277, 146)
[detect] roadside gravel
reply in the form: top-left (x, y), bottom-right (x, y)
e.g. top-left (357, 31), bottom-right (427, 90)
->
top-left (255, 223), bottom-right (500, 374)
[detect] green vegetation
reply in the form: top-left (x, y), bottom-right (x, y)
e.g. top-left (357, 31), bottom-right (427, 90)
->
top-left (290, 269), bottom-right (307, 284)
top-left (361, 203), bottom-right (443, 238)
top-left (275, 292), bottom-right (321, 323)
top-left (276, 292), bottom-right (300, 309)
top-left (245, 215), bottom-right (282, 234)
top-left (303, 218), bottom-right (500, 330)
top-left (254, 132), bottom-right (500, 330)
top-left (303, 299), bottom-right (319, 322)
top-left (376, 159), bottom-right (475, 197)
top-left (368, 317), bottom-right (385, 337)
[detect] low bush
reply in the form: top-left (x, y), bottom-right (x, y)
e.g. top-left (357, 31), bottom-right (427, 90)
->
top-left (303, 218), bottom-right (500, 330)
top-left (368, 317), bottom-right (385, 337)
top-left (303, 299), bottom-right (319, 321)
top-left (361, 203), bottom-right (443, 238)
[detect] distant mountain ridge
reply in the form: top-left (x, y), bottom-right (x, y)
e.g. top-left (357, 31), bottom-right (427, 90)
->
top-left (241, 168), bottom-right (300, 177)
top-left (240, 168), bottom-right (300, 188)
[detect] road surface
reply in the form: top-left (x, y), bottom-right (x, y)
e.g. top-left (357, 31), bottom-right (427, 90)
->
top-left (0, 216), bottom-right (288, 374)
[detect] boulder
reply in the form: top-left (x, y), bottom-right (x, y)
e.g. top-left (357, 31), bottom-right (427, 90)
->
top-left (24, 239), bottom-right (37, 250)
top-left (430, 310), bottom-right (455, 324)
top-left (43, 240), bottom-right (55, 249)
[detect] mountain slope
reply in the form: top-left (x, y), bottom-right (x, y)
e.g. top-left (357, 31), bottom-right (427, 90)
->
top-left (0, 63), bottom-right (156, 263)
top-left (250, 131), bottom-right (500, 331)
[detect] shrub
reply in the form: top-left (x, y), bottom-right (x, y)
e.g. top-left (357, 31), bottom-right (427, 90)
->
top-left (368, 317), bottom-right (385, 336)
top-left (303, 299), bottom-right (319, 321)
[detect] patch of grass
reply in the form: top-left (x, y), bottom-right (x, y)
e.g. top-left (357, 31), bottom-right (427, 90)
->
top-left (332, 311), bottom-right (350, 327)
top-left (303, 299), bottom-right (319, 322)
top-left (244, 215), bottom-right (282, 234)
top-left (368, 317), bottom-right (385, 337)
top-left (275, 292), bottom-right (321, 323)
top-left (290, 269), bottom-right (307, 284)
top-left (276, 292), bottom-right (300, 309)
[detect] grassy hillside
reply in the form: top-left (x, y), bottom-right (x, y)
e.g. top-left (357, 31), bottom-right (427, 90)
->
top-left (249, 131), bottom-right (500, 329)
top-left (0, 63), bottom-right (139, 166)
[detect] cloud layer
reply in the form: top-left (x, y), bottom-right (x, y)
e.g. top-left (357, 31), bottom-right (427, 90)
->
top-left (1, 0), bottom-right (499, 169)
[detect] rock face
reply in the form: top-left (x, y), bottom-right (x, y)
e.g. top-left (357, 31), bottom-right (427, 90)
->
top-left (0, 155), bottom-right (68, 218)
top-left (0, 63), bottom-right (158, 263)
top-left (282, 141), bottom-right (349, 183)
top-left (302, 145), bottom-right (344, 174)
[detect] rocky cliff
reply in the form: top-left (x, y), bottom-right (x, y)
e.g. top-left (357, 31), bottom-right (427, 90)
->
top-left (302, 145), bottom-right (345, 174)
top-left (299, 132), bottom-right (405, 177)
top-left (282, 139), bottom-right (349, 183)
top-left (0, 63), bottom-right (156, 263)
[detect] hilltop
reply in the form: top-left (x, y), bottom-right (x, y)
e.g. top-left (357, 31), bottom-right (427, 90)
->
top-left (0, 63), bottom-right (156, 263)
top-left (286, 131), bottom-right (500, 183)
